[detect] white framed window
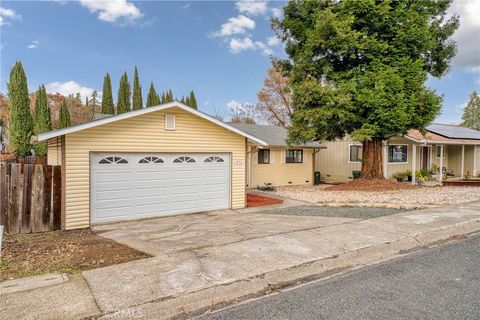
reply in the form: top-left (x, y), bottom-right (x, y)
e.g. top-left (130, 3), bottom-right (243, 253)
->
top-left (258, 149), bottom-right (270, 164)
top-left (436, 145), bottom-right (445, 159)
top-left (388, 145), bottom-right (408, 163)
top-left (286, 149), bottom-right (303, 163)
top-left (348, 144), bottom-right (362, 163)
top-left (165, 114), bottom-right (176, 130)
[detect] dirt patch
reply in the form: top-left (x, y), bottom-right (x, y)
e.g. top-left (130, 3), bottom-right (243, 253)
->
top-left (0, 229), bottom-right (150, 281)
top-left (247, 193), bottom-right (283, 207)
top-left (326, 179), bottom-right (418, 192)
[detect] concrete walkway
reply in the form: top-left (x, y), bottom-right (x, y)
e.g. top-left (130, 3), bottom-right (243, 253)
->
top-left (2, 202), bottom-right (480, 320)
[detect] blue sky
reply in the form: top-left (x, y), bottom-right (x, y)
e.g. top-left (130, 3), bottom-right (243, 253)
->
top-left (1, 0), bottom-right (479, 124)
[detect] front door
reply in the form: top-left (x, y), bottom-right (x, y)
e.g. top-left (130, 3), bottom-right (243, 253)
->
top-left (421, 147), bottom-right (430, 171)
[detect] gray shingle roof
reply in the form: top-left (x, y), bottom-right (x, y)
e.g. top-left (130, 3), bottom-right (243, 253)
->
top-left (427, 123), bottom-right (480, 140)
top-left (228, 123), bottom-right (323, 148)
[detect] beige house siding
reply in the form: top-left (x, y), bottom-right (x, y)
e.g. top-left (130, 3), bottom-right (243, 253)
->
top-left (315, 136), bottom-right (480, 182)
top-left (316, 139), bottom-right (361, 182)
top-left (59, 107), bottom-right (246, 230)
top-left (47, 137), bottom-right (62, 165)
top-left (249, 148), bottom-right (313, 187)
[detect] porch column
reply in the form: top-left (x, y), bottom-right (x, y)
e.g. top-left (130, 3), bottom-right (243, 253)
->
top-left (461, 145), bottom-right (465, 178)
top-left (411, 144), bottom-right (416, 185)
top-left (383, 141), bottom-right (388, 179)
top-left (474, 145), bottom-right (478, 177)
top-left (439, 145), bottom-right (444, 183)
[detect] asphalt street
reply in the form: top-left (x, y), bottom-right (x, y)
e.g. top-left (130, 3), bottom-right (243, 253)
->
top-left (198, 234), bottom-right (480, 320)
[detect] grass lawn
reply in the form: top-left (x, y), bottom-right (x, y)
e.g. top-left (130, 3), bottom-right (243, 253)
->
top-left (1, 229), bottom-right (150, 281)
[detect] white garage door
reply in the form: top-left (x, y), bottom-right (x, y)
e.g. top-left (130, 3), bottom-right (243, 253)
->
top-left (91, 153), bottom-right (231, 223)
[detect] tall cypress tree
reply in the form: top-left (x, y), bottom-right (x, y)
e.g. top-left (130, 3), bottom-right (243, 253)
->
top-left (188, 90), bottom-right (197, 109)
top-left (132, 66), bottom-right (143, 110)
top-left (101, 73), bottom-right (114, 114)
top-left (58, 98), bottom-right (71, 129)
top-left (33, 85), bottom-right (52, 156)
top-left (117, 72), bottom-right (131, 114)
top-left (146, 82), bottom-right (160, 107)
top-left (8, 61), bottom-right (33, 156)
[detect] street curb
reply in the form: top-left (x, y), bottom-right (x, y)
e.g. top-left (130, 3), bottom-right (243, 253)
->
top-left (97, 219), bottom-right (480, 320)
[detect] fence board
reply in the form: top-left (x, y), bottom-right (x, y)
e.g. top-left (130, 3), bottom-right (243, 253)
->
top-left (52, 166), bottom-right (62, 231)
top-left (0, 165), bottom-right (7, 228)
top-left (21, 164), bottom-right (33, 233)
top-left (44, 165), bottom-right (53, 229)
top-left (0, 163), bottom-right (62, 234)
top-left (32, 165), bottom-right (46, 232)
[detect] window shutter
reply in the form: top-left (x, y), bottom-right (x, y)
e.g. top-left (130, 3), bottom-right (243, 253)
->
top-left (270, 150), bottom-right (275, 164)
top-left (165, 114), bottom-right (176, 130)
top-left (281, 149), bottom-right (286, 163)
top-left (253, 150), bottom-right (258, 164)
top-left (303, 149), bottom-right (308, 164)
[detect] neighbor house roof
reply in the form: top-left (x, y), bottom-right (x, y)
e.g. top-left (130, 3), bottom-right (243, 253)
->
top-left (406, 124), bottom-right (480, 145)
top-left (36, 102), bottom-right (268, 145)
top-left (229, 123), bottom-right (324, 148)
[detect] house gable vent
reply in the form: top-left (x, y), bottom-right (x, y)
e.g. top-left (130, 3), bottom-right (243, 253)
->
top-left (165, 114), bottom-right (176, 130)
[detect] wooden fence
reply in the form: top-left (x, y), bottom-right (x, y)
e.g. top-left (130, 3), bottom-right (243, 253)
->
top-left (0, 163), bottom-right (62, 233)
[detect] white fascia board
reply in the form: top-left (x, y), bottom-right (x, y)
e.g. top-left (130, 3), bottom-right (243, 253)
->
top-left (37, 101), bottom-right (268, 145)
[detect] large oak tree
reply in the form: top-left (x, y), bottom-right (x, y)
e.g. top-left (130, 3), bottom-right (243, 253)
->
top-left (273, 0), bottom-right (459, 179)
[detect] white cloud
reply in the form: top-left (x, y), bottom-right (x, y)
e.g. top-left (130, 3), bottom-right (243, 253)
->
top-left (79, 0), bottom-right (143, 23)
top-left (229, 37), bottom-right (272, 55)
top-left (266, 35), bottom-right (280, 46)
top-left (271, 7), bottom-right (282, 18)
top-left (229, 37), bottom-right (255, 53)
top-left (27, 40), bottom-right (40, 49)
top-left (226, 99), bottom-right (252, 111)
top-left (448, 0), bottom-right (480, 72)
top-left (212, 15), bottom-right (255, 37)
top-left (45, 81), bottom-right (98, 101)
top-left (254, 40), bottom-right (273, 55)
top-left (182, 3), bottom-right (191, 9)
top-left (0, 7), bottom-right (21, 26)
top-left (235, 1), bottom-right (268, 16)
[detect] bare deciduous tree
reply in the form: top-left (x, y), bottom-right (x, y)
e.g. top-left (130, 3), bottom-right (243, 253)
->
top-left (256, 66), bottom-right (292, 128)
top-left (229, 103), bottom-right (256, 124)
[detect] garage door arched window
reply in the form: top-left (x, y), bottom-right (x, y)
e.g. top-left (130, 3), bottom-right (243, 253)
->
top-left (138, 156), bottom-right (165, 164)
top-left (204, 156), bottom-right (225, 163)
top-left (173, 156), bottom-right (196, 163)
top-left (98, 156), bottom-right (128, 164)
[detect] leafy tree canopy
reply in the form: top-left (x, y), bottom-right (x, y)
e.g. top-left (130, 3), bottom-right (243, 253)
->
top-left (58, 98), bottom-right (71, 129)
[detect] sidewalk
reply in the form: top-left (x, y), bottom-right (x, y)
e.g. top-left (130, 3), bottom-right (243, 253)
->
top-left (1, 202), bottom-right (479, 320)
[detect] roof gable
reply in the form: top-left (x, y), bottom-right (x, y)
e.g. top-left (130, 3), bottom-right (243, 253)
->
top-left (36, 102), bottom-right (267, 145)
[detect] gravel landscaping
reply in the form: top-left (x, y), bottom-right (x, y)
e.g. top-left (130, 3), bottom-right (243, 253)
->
top-left (258, 205), bottom-right (412, 219)
top-left (274, 185), bottom-right (480, 208)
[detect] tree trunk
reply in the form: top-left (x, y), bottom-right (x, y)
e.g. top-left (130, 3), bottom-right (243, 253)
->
top-left (361, 138), bottom-right (384, 179)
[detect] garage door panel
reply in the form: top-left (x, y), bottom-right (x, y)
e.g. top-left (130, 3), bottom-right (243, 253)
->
top-left (96, 189), bottom-right (132, 201)
top-left (91, 153), bottom-right (231, 223)
top-left (95, 172), bottom-right (133, 183)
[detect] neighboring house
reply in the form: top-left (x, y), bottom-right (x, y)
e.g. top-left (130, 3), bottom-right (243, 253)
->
top-left (229, 124), bottom-right (324, 188)
top-left (36, 102), bottom-right (322, 229)
top-left (316, 124), bottom-right (480, 184)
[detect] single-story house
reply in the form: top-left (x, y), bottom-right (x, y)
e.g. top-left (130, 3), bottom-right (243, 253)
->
top-left (316, 124), bottom-right (480, 184)
top-left (229, 124), bottom-right (324, 188)
top-left (36, 102), bottom-right (322, 229)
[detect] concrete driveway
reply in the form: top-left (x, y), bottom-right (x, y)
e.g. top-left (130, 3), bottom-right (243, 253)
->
top-left (93, 206), bottom-right (356, 257)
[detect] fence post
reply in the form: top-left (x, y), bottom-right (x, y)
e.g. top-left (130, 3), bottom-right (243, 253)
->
top-left (21, 164), bottom-right (33, 233)
top-left (32, 165), bottom-right (46, 232)
top-left (52, 166), bottom-right (62, 231)
top-left (9, 164), bottom-right (22, 233)
top-left (0, 165), bottom-right (8, 230)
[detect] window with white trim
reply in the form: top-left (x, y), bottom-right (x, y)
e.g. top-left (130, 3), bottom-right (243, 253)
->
top-left (388, 145), bottom-right (408, 163)
top-left (204, 156), bottom-right (225, 163)
top-left (436, 145), bottom-right (445, 159)
top-left (99, 156), bottom-right (128, 164)
top-left (139, 156), bottom-right (164, 164)
top-left (286, 149), bottom-right (303, 163)
top-left (349, 145), bottom-right (362, 163)
top-left (173, 156), bottom-right (196, 163)
top-left (258, 149), bottom-right (270, 164)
